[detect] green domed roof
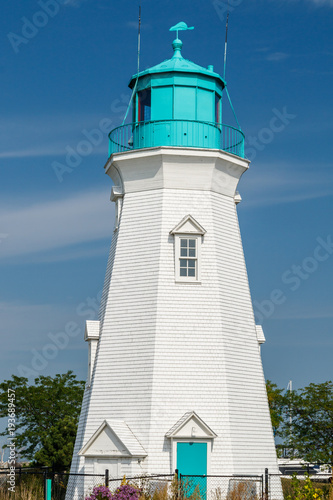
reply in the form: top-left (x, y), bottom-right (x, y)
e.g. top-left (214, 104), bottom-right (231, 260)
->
top-left (129, 38), bottom-right (225, 89)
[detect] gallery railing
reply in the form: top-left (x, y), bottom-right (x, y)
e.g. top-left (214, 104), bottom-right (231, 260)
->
top-left (108, 119), bottom-right (245, 158)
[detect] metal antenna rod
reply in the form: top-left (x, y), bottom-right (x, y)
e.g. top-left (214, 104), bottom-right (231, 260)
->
top-left (286, 380), bottom-right (293, 454)
top-left (122, 2), bottom-right (141, 126)
top-left (223, 9), bottom-right (229, 80)
top-left (137, 3), bottom-right (141, 76)
top-left (288, 380), bottom-right (292, 426)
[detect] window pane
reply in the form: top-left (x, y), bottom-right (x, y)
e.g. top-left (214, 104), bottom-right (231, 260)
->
top-left (174, 86), bottom-right (196, 120)
top-left (177, 237), bottom-right (198, 280)
top-left (197, 88), bottom-right (214, 122)
top-left (138, 89), bottom-right (151, 122)
top-left (215, 93), bottom-right (221, 123)
top-left (152, 86), bottom-right (173, 120)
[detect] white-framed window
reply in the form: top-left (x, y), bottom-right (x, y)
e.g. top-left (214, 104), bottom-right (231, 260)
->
top-left (175, 235), bottom-right (201, 282)
top-left (180, 237), bottom-right (197, 277)
top-left (170, 215), bottom-right (206, 284)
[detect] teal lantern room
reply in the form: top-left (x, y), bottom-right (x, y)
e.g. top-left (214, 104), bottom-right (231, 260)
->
top-left (109, 24), bottom-right (244, 157)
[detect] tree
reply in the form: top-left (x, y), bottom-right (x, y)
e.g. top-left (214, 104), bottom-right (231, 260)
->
top-left (284, 381), bottom-right (333, 466)
top-left (266, 379), bottom-right (287, 437)
top-left (0, 371), bottom-right (85, 468)
top-left (33, 416), bottom-right (79, 467)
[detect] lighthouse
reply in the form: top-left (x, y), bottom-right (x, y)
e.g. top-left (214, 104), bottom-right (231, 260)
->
top-left (67, 24), bottom-right (282, 499)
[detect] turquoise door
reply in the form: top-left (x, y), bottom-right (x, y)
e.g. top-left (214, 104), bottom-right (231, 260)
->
top-left (177, 442), bottom-right (207, 498)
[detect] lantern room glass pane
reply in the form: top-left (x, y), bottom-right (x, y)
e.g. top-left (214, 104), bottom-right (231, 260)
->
top-left (138, 89), bottom-right (151, 122)
top-left (152, 86), bottom-right (173, 120)
top-left (174, 86), bottom-right (196, 120)
top-left (197, 88), bottom-right (214, 122)
top-left (215, 93), bottom-right (221, 123)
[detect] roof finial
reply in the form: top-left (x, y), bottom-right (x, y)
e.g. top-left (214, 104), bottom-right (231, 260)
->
top-left (169, 22), bottom-right (194, 58)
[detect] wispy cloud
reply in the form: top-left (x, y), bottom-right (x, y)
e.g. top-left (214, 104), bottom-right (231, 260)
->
top-left (0, 300), bottom-right (87, 383)
top-left (254, 47), bottom-right (270, 53)
top-left (0, 189), bottom-right (113, 260)
top-left (307, 0), bottom-right (333, 5)
top-left (0, 146), bottom-right (106, 159)
top-left (0, 112), bottom-right (121, 159)
top-left (0, 147), bottom-right (72, 159)
top-left (272, 0), bottom-right (333, 6)
top-left (64, 0), bottom-right (88, 7)
top-left (28, 244), bottom-right (111, 264)
top-left (291, 67), bottom-right (333, 76)
top-left (126, 21), bottom-right (151, 30)
top-left (0, 301), bottom-right (72, 350)
top-left (275, 309), bottom-right (333, 320)
top-left (239, 162), bottom-right (333, 207)
top-left (266, 52), bottom-right (290, 62)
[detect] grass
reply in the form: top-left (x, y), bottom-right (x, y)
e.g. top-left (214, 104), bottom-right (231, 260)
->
top-left (0, 473), bottom-right (69, 500)
top-left (0, 474), bottom-right (44, 500)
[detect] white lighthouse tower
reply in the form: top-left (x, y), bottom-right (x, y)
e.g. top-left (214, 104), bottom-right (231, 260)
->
top-left (68, 24), bottom-right (282, 499)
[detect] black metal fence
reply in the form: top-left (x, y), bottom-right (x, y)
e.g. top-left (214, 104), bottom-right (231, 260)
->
top-left (66, 472), bottom-right (176, 500)
top-left (0, 469), bottom-right (176, 500)
top-left (268, 474), bottom-right (284, 500)
top-left (180, 473), bottom-right (265, 499)
top-left (0, 467), bottom-right (106, 500)
top-left (1, 467), bottom-right (331, 499)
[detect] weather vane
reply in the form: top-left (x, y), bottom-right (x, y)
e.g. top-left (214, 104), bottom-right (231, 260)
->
top-left (169, 21), bottom-right (194, 40)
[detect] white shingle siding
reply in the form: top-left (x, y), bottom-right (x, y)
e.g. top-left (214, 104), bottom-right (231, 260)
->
top-left (84, 321), bottom-right (100, 340)
top-left (68, 147), bottom-right (282, 499)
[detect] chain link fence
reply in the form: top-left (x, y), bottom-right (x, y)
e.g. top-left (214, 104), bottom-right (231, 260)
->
top-left (64, 471), bottom-right (107, 500)
top-left (0, 469), bottom-right (176, 500)
top-left (270, 472), bottom-right (332, 500)
top-left (66, 473), bottom-right (176, 500)
top-left (180, 474), bottom-right (264, 500)
top-left (268, 474), bottom-right (285, 500)
top-left (8, 468), bottom-right (329, 499)
top-left (0, 468), bottom-right (106, 500)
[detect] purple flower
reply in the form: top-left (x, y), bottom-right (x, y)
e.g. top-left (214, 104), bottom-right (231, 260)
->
top-left (85, 483), bottom-right (141, 500)
top-left (85, 485), bottom-right (113, 500)
top-left (114, 484), bottom-right (141, 500)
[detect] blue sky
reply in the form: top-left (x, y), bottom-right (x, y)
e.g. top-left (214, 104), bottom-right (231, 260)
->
top-left (0, 0), bottom-right (332, 423)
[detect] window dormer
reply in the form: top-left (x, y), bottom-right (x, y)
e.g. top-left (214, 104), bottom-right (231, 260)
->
top-left (170, 215), bottom-right (206, 283)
